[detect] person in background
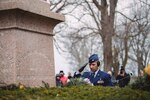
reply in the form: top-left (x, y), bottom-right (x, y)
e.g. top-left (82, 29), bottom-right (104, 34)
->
top-left (74, 54), bottom-right (113, 86)
top-left (68, 72), bottom-right (73, 79)
top-left (108, 71), bottom-right (117, 86)
top-left (55, 74), bottom-right (62, 87)
top-left (116, 67), bottom-right (130, 87)
top-left (59, 70), bottom-right (68, 87)
top-left (107, 71), bottom-right (112, 77)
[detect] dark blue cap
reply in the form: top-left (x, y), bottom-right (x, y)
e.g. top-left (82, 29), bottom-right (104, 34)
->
top-left (89, 54), bottom-right (99, 63)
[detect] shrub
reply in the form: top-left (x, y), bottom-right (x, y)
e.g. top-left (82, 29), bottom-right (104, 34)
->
top-left (66, 78), bottom-right (90, 87)
top-left (41, 81), bottom-right (50, 89)
top-left (0, 83), bottom-right (18, 90)
top-left (131, 65), bottom-right (150, 92)
top-left (131, 74), bottom-right (150, 92)
top-left (0, 86), bottom-right (150, 100)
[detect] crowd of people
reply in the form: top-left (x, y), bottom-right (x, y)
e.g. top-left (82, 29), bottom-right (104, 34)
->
top-left (55, 54), bottom-right (131, 88)
top-left (55, 71), bottom-right (73, 87)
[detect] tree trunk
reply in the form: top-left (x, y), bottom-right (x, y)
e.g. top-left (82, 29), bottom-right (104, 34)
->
top-left (137, 51), bottom-right (144, 76)
top-left (100, 0), bottom-right (117, 71)
top-left (92, 0), bottom-right (118, 72)
top-left (102, 34), bottom-right (113, 71)
top-left (112, 47), bottom-right (120, 76)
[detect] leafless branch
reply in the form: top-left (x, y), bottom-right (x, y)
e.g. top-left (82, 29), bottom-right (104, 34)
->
top-left (92, 0), bottom-right (103, 11)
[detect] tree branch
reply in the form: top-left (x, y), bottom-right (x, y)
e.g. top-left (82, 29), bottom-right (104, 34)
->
top-left (92, 0), bottom-right (103, 11)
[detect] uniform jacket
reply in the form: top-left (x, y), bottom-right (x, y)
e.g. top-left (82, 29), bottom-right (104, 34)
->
top-left (82, 69), bottom-right (113, 86)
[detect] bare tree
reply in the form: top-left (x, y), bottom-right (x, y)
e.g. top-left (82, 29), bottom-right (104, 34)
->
top-left (126, 0), bottom-right (150, 75)
top-left (113, 19), bottom-right (133, 76)
top-left (51, 0), bottom-right (150, 76)
top-left (51, 0), bottom-right (119, 72)
top-left (115, 0), bottom-right (150, 75)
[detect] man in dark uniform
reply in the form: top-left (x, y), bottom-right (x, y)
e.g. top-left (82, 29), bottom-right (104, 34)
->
top-left (74, 54), bottom-right (113, 86)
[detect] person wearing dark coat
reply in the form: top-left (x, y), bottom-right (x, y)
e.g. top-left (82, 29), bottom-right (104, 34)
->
top-left (116, 67), bottom-right (130, 87)
top-left (55, 74), bottom-right (62, 87)
top-left (74, 54), bottom-right (113, 86)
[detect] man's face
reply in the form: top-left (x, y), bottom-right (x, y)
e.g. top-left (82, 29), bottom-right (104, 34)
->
top-left (60, 72), bottom-right (64, 77)
top-left (89, 61), bottom-right (99, 72)
top-left (120, 69), bottom-right (125, 74)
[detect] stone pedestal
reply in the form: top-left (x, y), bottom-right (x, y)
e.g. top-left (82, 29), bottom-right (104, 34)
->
top-left (0, 0), bottom-right (64, 87)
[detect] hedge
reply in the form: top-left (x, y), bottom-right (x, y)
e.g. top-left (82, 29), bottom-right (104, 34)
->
top-left (0, 86), bottom-right (150, 100)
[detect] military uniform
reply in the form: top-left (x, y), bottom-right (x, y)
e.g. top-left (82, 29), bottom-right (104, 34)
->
top-left (74, 54), bottom-right (113, 86)
top-left (82, 70), bottom-right (113, 86)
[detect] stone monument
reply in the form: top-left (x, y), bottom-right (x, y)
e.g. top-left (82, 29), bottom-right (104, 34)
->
top-left (0, 0), bottom-right (64, 87)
